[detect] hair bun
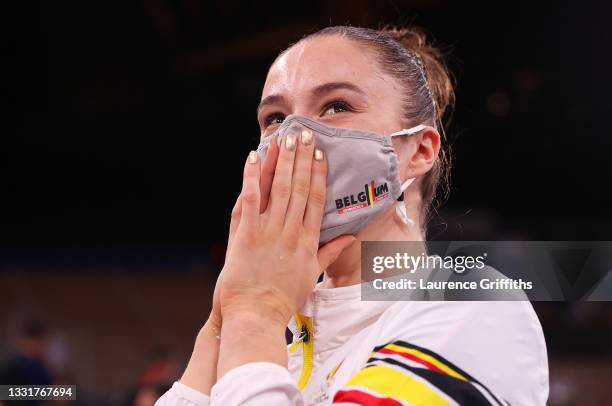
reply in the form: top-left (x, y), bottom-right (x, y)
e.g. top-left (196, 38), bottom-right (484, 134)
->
top-left (387, 26), bottom-right (428, 49)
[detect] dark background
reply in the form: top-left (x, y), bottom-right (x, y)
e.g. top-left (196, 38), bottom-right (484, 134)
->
top-left (4, 1), bottom-right (610, 252)
top-left (2, 1), bottom-right (612, 405)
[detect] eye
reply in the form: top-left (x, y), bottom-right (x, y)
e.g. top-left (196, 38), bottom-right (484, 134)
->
top-left (263, 112), bottom-right (285, 128)
top-left (323, 100), bottom-right (353, 116)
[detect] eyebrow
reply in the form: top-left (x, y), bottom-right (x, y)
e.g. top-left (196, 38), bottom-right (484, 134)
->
top-left (311, 81), bottom-right (366, 97)
top-left (257, 81), bottom-right (366, 115)
top-left (257, 94), bottom-right (287, 116)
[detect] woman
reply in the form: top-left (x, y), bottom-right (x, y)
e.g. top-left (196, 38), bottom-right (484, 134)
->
top-left (156, 26), bottom-right (548, 405)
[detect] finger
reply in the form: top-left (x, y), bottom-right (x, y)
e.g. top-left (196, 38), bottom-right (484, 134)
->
top-left (284, 129), bottom-right (315, 229)
top-left (318, 235), bottom-right (356, 272)
top-left (259, 134), bottom-right (279, 213)
top-left (226, 194), bottom-right (242, 258)
top-left (240, 151), bottom-right (261, 230)
top-left (303, 148), bottom-right (327, 239)
top-left (265, 132), bottom-right (298, 228)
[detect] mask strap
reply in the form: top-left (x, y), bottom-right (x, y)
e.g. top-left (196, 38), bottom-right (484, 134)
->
top-left (389, 125), bottom-right (425, 226)
top-left (400, 177), bottom-right (415, 192)
top-left (396, 178), bottom-right (415, 225)
top-left (389, 124), bottom-right (427, 137)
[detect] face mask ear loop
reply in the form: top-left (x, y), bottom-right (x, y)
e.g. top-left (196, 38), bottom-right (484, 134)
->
top-left (389, 125), bottom-right (424, 226)
top-left (389, 124), bottom-right (427, 137)
top-left (396, 178), bottom-right (416, 225)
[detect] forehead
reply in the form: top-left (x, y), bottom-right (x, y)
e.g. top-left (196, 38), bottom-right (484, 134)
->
top-left (262, 35), bottom-right (394, 99)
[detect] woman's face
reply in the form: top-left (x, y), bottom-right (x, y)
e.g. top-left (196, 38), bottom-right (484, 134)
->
top-left (257, 35), bottom-right (407, 139)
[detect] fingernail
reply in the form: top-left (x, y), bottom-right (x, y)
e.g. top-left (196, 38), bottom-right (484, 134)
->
top-left (301, 129), bottom-right (313, 145)
top-left (248, 150), bottom-right (258, 164)
top-left (286, 133), bottom-right (297, 151)
top-left (314, 148), bottom-right (324, 161)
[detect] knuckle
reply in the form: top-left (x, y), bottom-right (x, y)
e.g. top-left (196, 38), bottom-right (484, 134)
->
top-left (236, 229), bottom-right (258, 248)
top-left (272, 183), bottom-right (292, 199)
top-left (243, 227), bottom-right (258, 243)
top-left (282, 229), bottom-right (300, 249)
top-left (231, 206), bottom-right (241, 221)
top-left (292, 180), bottom-right (310, 197)
top-left (242, 190), bottom-right (259, 205)
top-left (309, 190), bottom-right (326, 208)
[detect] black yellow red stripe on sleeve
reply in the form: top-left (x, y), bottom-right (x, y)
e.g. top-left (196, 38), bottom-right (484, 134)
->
top-left (332, 341), bottom-right (507, 406)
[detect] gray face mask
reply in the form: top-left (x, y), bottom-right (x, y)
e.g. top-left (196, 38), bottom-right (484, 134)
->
top-left (256, 115), bottom-right (425, 245)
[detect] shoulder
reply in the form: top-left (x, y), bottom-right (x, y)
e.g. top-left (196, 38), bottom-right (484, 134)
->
top-left (371, 301), bottom-right (549, 405)
top-left (382, 300), bottom-right (544, 337)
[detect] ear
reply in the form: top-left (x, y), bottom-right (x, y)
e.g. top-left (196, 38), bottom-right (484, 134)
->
top-left (398, 126), bottom-right (440, 179)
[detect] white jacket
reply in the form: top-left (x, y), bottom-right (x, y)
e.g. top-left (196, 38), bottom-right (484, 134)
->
top-left (156, 283), bottom-right (549, 405)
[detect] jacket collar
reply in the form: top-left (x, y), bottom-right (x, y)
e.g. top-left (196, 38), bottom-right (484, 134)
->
top-left (288, 283), bottom-right (395, 355)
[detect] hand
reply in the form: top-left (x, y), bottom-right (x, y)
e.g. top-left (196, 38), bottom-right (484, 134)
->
top-left (179, 137), bottom-right (282, 393)
top-left (218, 129), bottom-right (355, 328)
top-left (208, 132), bottom-right (282, 329)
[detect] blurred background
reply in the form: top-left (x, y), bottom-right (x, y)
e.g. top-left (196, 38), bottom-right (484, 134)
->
top-left (2, 0), bottom-right (611, 405)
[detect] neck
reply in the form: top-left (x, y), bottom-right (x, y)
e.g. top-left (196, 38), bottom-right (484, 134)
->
top-left (321, 202), bottom-right (424, 289)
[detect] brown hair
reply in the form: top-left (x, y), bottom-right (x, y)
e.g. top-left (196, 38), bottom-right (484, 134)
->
top-left (299, 26), bottom-right (455, 231)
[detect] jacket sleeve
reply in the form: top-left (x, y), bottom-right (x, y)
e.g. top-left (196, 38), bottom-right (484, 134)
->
top-left (210, 362), bottom-right (304, 405)
top-left (155, 382), bottom-right (211, 406)
top-left (155, 363), bottom-right (303, 406)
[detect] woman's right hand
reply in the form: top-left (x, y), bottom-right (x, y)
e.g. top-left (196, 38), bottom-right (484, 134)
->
top-left (178, 136), bottom-right (281, 394)
top-left (214, 130), bottom-right (356, 378)
top-left (211, 134), bottom-right (281, 328)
